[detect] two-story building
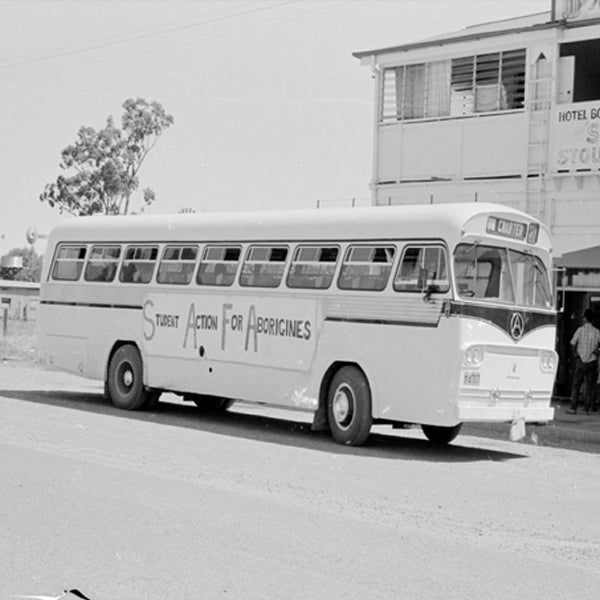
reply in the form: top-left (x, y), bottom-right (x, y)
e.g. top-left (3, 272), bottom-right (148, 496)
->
top-left (354, 0), bottom-right (600, 396)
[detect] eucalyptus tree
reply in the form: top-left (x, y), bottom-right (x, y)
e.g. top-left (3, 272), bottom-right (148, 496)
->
top-left (40, 97), bottom-right (173, 216)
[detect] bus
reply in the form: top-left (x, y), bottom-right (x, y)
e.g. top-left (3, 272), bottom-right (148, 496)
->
top-left (36, 203), bottom-right (557, 446)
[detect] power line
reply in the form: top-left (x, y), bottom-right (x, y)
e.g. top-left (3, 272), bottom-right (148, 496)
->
top-left (0, 1), bottom-right (346, 84)
top-left (0, 0), bottom-right (300, 71)
top-left (78, 2), bottom-right (345, 66)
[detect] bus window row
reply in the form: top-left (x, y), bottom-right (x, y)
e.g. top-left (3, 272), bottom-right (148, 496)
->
top-left (50, 241), bottom-right (450, 293)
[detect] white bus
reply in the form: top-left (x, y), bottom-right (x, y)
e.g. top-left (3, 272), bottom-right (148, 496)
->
top-left (37, 203), bottom-right (557, 446)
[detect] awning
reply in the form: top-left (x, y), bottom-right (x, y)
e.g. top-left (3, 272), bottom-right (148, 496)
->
top-left (555, 245), bottom-right (600, 269)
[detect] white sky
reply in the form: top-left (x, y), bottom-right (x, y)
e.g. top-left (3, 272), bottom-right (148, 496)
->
top-left (0, 0), bottom-right (549, 255)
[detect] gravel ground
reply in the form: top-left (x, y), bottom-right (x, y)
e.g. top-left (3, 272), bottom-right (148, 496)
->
top-left (0, 319), bottom-right (37, 366)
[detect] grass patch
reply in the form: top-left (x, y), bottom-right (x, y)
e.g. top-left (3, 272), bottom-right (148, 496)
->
top-left (0, 319), bottom-right (37, 365)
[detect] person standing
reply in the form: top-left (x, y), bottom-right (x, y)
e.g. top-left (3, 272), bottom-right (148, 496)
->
top-left (568, 308), bottom-right (600, 415)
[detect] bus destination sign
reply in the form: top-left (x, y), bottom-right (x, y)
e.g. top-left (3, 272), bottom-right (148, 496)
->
top-left (486, 217), bottom-right (527, 241)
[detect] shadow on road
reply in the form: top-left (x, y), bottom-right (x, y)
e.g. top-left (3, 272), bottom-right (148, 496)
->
top-left (0, 388), bottom-right (528, 463)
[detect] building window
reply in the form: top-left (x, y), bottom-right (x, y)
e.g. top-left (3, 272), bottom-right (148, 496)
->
top-left (560, 39), bottom-right (600, 103)
top-left (381, 49), bottom-right (525, 122)
top-left (382, 60), bottom-right (450, 121)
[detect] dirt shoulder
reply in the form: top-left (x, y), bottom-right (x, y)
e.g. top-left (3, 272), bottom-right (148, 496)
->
top-left (0, 319), bottom-right (39, 367)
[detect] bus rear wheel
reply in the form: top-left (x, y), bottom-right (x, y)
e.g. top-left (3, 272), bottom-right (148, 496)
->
top-left (327, 366), bottom-right (372, 446)
top-left (107, 344), bottom-right (149, 410)
top-left (421, 423), bottom-right (462, 445)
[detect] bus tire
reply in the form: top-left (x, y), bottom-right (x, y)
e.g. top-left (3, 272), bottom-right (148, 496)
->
top-left (107, 344), bottom-right (148, 410)
top-left (191, 395), bottom-right (234, 412)
top-left (421, 423), bottom-right (462, 445)
top-left (327, 366), bottom-right (372, 446)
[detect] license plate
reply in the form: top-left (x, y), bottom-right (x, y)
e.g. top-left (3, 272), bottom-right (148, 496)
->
top-left (463, 371), bottom-right (480, 386)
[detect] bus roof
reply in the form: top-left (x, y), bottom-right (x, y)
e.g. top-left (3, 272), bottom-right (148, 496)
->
top-left (46, 202), bottom-right (548, 247)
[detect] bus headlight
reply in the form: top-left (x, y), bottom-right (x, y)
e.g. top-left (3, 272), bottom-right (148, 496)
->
top-left (539, 350), bottom-right (558, 373)
top-left (463, 345), bottom-right (485, 367)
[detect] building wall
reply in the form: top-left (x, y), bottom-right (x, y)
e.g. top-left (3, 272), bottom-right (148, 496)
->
top-left (376, 113), bottom-right (529, 184)
top-left (358, 2), bottom-right (600, 397)
top-left (363, 15), bottom-right (600, 256)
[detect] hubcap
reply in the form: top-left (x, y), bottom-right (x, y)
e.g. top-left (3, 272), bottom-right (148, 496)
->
top-left (333, 385), bottom-right (353, 430)
top-left (122, 368), bottom-right (134, 387)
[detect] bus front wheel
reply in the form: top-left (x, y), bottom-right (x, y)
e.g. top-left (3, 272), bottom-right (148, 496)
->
top-left (107, 345), bottom-right (149, 410)
top-left (421, 423), bottom-right (462, 445)
top-left (327, 366), bottom-right (372, 446)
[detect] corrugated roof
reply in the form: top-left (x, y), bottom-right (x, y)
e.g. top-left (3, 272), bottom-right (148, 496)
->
top-left (352, 11), bottom-right (552, 59)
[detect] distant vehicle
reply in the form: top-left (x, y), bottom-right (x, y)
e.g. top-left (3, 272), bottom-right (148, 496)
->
top-left (37, 203), bottom-right (557, 446)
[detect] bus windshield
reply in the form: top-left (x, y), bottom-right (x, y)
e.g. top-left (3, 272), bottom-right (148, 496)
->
top-left (454, 244), bottom-right (552, 308)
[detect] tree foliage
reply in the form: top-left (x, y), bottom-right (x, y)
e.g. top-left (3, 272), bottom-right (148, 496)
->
top-left (40, 98), bottom-right (173, 216)
top-left (0, 247), bottom-right (43, 282)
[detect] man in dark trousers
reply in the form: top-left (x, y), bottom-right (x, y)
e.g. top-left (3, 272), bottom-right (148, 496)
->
top-left (568, 308), bottom-right (600, 415)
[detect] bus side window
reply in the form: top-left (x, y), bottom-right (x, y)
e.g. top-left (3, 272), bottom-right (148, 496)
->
top-left (134, 263), bottom-right (155, 283)
top-left (286, 246), bottom-right (339, 289)
top-left (157, 245), bottom-right (198, 285)
top-left (338, 245), bottom-right (395, 291)
top-left (119, 246), bottom-right (158, 284)
top-left (84, 245), bottom-right (121, 283)
top-left (395, 245), bottom-right (449, 293)
top-left (240, 246), bottom-right (289, 288)
top-left (120, 263), bottom-right (136, 283)
top-left (197, 246), bottom-right (241, 286)
top-left (51, 245), bottom-right (87, 281)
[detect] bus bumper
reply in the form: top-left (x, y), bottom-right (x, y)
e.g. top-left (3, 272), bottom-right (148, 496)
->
top-left (456, 404), bottom-right (554, 423)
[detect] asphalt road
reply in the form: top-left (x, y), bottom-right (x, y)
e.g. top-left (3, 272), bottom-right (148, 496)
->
top-left (1, 365), bottom-right (599, 600)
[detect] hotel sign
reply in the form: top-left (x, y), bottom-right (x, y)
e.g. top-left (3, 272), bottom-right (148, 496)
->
top-left (550, 101), bottom-right (600, 173)
top-left (556, 0), bottom-right (600, 21)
